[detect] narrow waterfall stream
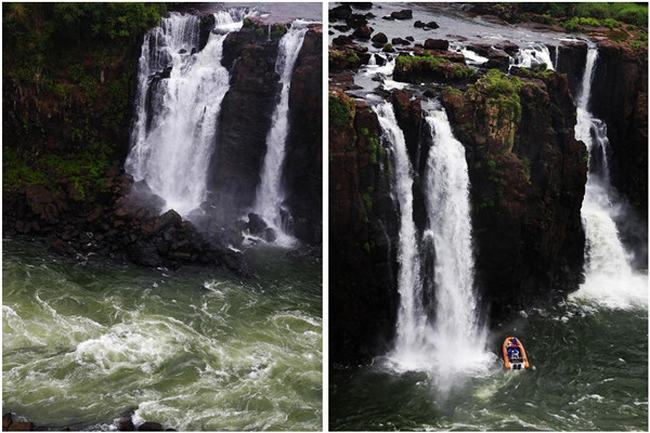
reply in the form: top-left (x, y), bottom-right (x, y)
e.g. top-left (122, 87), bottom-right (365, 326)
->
top-left (253, 22), bottom-right (309, 245)
top-left (423, 108), bottom-right (491, 385)
top-left (571, 47), bottom-right (648, 309)
top-left (126, 11), bottom-right (246, 216)
top-left (373, 101), bottom-right (422, 362)
top-left (374, 102), bottom-right (491, 389)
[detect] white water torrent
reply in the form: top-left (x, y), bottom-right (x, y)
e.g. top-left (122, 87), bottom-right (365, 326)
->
top-left (376, 101), bottom-right (491, 389)
top-left (126, 11), bottom-right (246, 216)
top-left (512, 43), bottom-right (555, 71)
top-left (571, 47), bottom-right (647, 309)
top-left (374, 102), bottom-right (422, 357)
top-left (423, 108), bottom-right (491, 382)
top-left (252, 21), bottom-right (309, 245)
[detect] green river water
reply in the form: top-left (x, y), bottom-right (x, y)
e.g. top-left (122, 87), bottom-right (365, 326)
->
top-left (3, 238), bottom-right (322, 431)
top-left (331, 298), bottom-right (647, 431)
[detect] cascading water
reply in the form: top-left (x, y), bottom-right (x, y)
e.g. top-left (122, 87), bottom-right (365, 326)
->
top-left (375, 101), bottom-right (491, 389)
top-left (373, 102), bottom-right (422, 362)
top-left (252, 22), bottom-right (308, 245)
top-left (126, 11), bottom-right (246, 216)
top-left (423, 108), bottom-right (491, 382)
top-left (571, 47), bottom-right (647, 309)
top-left (511, 43), bottom-right (555, 71)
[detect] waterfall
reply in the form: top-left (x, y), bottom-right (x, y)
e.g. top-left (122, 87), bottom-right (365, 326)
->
top-left (423, 108), bottom-right (490, 381)
top-left (125, 11), bottom-right (245, 217)
top-left (373, 102), bottom-right (422, 359)
top-left (252, 21), bottom-right (308, 245)
top-left (376, 101), bottom-right (491, 388)
top-left (571, 47), bottom-right (647, 309)
top-left (512, 43), bottom-right (555, 71)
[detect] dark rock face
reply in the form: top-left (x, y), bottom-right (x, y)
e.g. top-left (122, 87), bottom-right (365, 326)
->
top-left (330, 91), bottom-right (400, 363)
top-left (555, 40), bottom-right (588, 98)
top-left (210, 28), bottom-right (281, 222)
top-left (442, 72), bottom-right (587, 322)
top-left (589, 41), bottom-right (648, 266)
top-left (283, 28), bottom-right (323, 245)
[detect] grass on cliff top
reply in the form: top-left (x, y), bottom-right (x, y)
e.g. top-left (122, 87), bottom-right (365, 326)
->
top-left (395, 54), bottom-right (476, 81)
top-left (468, 69), bottom-right (523, 125)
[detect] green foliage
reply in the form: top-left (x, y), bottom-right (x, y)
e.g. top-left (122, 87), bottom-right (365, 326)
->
top-left (362, 191), bottom-right (373, 213)
top-left (367, 135), bottom-right (381, 164)
top-left (469, 69), bottom-right (523, 124)
top-left (486, 159), bottom-right (498, 171)
top-left (395, 54), bottom-right (476, 82)
top-left (518, 2), bottom-right (647, 28)
top-left (329, 92), bottom-right (356, 130)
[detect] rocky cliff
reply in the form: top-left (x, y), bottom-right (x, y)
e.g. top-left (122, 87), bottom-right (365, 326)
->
top-left (3, 6), bottom-right (322, 271)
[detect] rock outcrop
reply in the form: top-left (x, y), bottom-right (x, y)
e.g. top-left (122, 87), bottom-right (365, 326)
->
top-left (330, 90), bottom-right (400, 363)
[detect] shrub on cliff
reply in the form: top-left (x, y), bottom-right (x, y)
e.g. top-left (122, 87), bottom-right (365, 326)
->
top-left (393, 54), bottom-right (476, 83)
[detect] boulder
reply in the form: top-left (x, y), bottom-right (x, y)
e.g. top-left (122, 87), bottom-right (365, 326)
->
top-left (391, 37), bottom-right (410, 46)
top-left (425, 21), bottom-right (439, 29)
top-left (332, 35), bottom-right (353, 46)
top-left (414, 20), bottom-right (425, 28)
top-left (352, 25), bottom-right (373, 40)
top-left (137, 422), bottom-right (163, 431)
top-left (346, 13), bottom-right (368, 29)
top-left (115, 416), bottom-right (135, 431)
top-left (247, 213), bottom-right (268, 235)
top-left (424, 38), bottom-right (449, 50)
top-left (329, 4), bottom-right (352, 21)
top-left (263, 227), bottom-right (277, 242)
top-left (371, 32), bottom-right (388, 44)
top-left (390, 9), bottom-right (412, 20)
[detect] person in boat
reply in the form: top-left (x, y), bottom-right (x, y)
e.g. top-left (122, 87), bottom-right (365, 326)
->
top-left (507, 338), bottom-right (521, 360)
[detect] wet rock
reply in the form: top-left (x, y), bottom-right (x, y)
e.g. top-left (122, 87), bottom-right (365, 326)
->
top-left (390, 9), bottom-right (412, 20)
top-left (405, 36), bottom-right (414, 42)
top-left (263, 227), bottom-right (277, 242)
top-left (382, 43), bottom-right (395, 53)
top-left (333, 24), bottom-right (350, 32)
top-left (8, 422), bottom-right (33, 431)
top-left (346, 13), bottom-right (368, 29)
top-left (391, 37), bottom-right (410, 46)
top-left (414, 20), bottom-right (425, 28)
top-left (424, 38), bottom-right (449, 50)
top-left (352, 25), bottom-right (373, 40)
top-left (348, 2), bottom-right (372, 9)
top-left (332, 35), bottom-right (353, 46)
top-left (247, 213), bottom-right (268, 235)
top-left (115, 416), bottom-right (135, 431)
top-left (381, 15), bottom-right (394, 21)
top-left (137, 422), bottom-right (163, 431)
top-left (329, 4), bottom-right (352, 21)
top-left (373, 53), bottom-right (386, 66)
top-left (371, 32), bottom-right (387, 44)
top-left (3, 413), bottom-right (13, 430)
top-left (425, 21), bottom-right (439, 29)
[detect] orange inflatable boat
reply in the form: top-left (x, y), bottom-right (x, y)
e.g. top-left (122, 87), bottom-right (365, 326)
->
top-left (502, 336), bottom-right (530, 370)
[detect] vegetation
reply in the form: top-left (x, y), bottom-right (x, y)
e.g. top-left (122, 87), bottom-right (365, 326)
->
top-left (395, 54), bottom-right (476, 83)
top-left (517, 3), bottom-right (647, 28)
top-left (3, 3), bottom-right (167, 196)
top-left (330, 49), bottom-right (361, 71)
top-left (329, 92), bottom-right (356, 130)
top-left (468, 69), bottom-right (523, 124)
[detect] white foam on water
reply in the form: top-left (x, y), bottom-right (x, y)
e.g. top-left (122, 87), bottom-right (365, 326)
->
top-left (511, 43), bottom-right (555, 71)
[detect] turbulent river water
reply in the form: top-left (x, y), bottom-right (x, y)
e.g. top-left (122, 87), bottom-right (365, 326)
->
top-left (3, 239), bottom-right (322, 431)
top-left (331, 298), bottom-right (647, 431)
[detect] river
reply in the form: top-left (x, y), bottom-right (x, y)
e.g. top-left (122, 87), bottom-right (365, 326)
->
top-left (3, 238), bottom-right (321, 431)
top-left (331, 297), bottom-right (647, 431)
